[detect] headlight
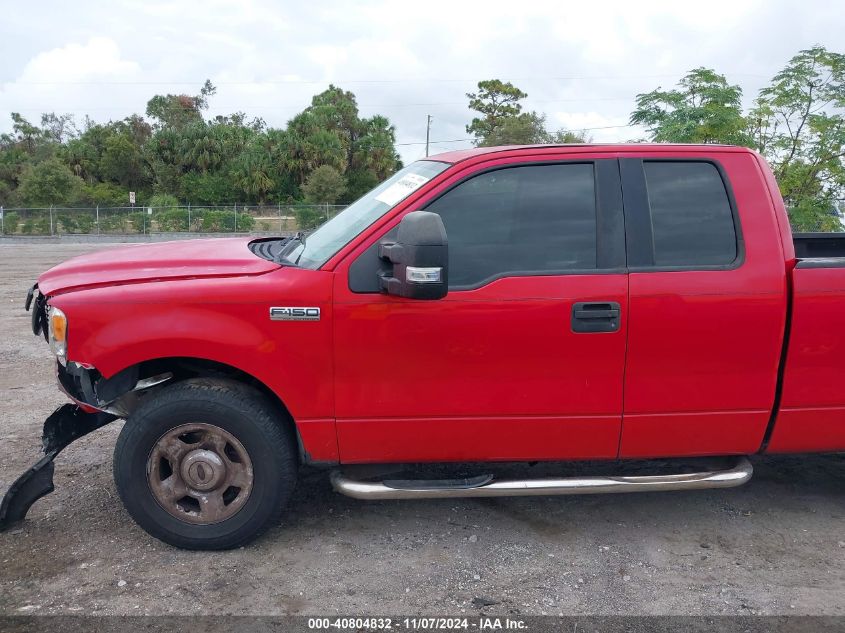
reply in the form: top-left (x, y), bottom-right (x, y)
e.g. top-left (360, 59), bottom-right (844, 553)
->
top-left (48, 305), bottom-right (68, 365)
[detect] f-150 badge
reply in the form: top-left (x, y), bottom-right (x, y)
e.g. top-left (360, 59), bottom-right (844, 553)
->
top-left (269, 307), bottom-right (321, 321)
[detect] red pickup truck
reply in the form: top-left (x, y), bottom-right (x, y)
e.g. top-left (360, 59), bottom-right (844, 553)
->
top-left (2, 143), bottom-right (844, 550)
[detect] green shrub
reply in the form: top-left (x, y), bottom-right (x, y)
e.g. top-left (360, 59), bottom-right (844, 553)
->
top-left (154, 208), bottom-right (189, 232)
top-left (82, 183), bottom-right (127, 206)
top-left (57, 213), bottom-right (79, 234)
top-left (22, 216), bottom-right (50, 235)
top-left (196, 209), bottom-right (233, 232)
top-left (294, 206), bottom-right (325, 231)
top-left (148, 193), bottom-right (180, 210)
top-left (98, 213), bottom-right (126, 233)
top-left (2, 212), bottom-right (19, 235)
top-left (237, 212), bottom-right (255, 232)
top-left (76, 214), bottom-right (95, 234)
top-left (127, 212), bottom-right (150, 233)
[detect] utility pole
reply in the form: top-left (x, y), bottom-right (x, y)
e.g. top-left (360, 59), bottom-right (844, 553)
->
top-left (425, 114), bottom-right (432, 157)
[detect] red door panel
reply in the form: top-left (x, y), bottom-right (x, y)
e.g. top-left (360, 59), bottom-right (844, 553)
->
top-left (333, 274), bottom-right (628, 463)
top-left (619, 152), bottom-right (788, 458)
top-left (620, 279), bottom-right (784, 456)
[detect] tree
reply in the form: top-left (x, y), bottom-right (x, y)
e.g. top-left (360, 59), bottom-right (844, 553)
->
top-left (630, 68), bottom-right (751, 145)
top-left (230, 140), bottom-right (275, 203)
top-left (466, 80), bottom-right (528, 144)
top-left (309, 85), bottom-right (362, 167)
top-left (279, 113), bottom-right (346, 187)
top-left (40, 113), bottom-right (78, 144)
top-left (9, 113), bottom-right (44, 153)
top-left (353, 115), bottom-right (401, 180)
top-left (749, 46), bottom-right (845, 231)
top-left (17, 158), bottom-right (84, 206)
top-left (100, 133), bottom-right (146, 188)
top-left (480, 112), bottom-right (550, 146)
top-left (466, 80), bottom-right (588, 147)
top-left (181, 172), bottom-right (239, 205)
top-left (146, 80), bottom-right (216, 130)
top-left (302, 165), bottom-right (347, 204)
top-left (551, 129), bottom-right (592, 144)
top-left (0, 81), bottom-right (401, 210)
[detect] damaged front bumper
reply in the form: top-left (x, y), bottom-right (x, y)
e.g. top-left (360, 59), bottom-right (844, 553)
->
top-left (2, 286), bottom-right (174, 530)
top-left (0, 364), bottom-right (172, 530)
top-left (0, 405), bottom-right (117, 530)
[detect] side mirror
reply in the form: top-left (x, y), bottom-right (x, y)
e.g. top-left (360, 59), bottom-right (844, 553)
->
top-left (378, 211), bottom-right (448, 300)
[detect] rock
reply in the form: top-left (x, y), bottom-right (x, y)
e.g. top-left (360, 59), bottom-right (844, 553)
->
top-left (117, 580), bottom-right (127, 587)
top-left (469, 534), bottom-right (478, 543)
top-left (472, 597), bottom-right (498, 608)
top-left (473, 574), bottom-right (481, 581)
top-left (623, 575), bottom-right (631, 582)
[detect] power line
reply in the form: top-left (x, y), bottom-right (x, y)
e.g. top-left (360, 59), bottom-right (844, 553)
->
top-left (397, 124), bottom-right (637, 146)
top-left (11, 73), bottom-right (772, 86)
top-left (4, 97), bottom-right (640, 114)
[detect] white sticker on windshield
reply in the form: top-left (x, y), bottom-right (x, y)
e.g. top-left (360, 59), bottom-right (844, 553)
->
top-left (374, 173), bottom-right (430, 206)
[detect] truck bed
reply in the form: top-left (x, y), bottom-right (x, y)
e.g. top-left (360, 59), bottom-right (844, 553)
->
top-left (793, 232), bottom-right (845, 258)
top-left (767, 259), bottom-right (845, 452)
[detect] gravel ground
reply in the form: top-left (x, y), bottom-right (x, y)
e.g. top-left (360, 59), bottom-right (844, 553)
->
top-left (0, 242), bottom-right (843, 617)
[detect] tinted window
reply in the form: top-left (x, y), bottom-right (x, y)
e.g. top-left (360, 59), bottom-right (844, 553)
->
top-left (644, 162), bottom-right (737, 266)
top-left (425, 164), bottom-right (597, 287)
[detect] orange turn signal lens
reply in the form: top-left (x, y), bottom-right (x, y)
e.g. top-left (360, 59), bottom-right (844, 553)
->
top-left (50, 310), bottom-right (67, 343)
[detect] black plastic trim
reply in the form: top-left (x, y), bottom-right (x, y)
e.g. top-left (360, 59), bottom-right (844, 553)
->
top-left (619, 158), bottom-right (746, 272)
top-left (793, 233), bottom-right (845, 259)
top-left (759, 269), bottom-right (794, 453)
top-left (383, 474), bottom-right (494, 490)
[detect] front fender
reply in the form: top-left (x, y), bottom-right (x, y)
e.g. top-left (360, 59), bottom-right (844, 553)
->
top-left (50, 269), bottom-right (335, 424)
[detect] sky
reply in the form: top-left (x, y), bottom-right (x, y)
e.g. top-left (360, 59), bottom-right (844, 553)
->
top-left (0, 0), bottom-right (843, 165)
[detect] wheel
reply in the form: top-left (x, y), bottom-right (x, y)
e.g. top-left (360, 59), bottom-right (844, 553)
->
top-left (113, 378), bottom-right (297, 549)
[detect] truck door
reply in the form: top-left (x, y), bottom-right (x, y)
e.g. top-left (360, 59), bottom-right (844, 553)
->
top-left (618, 155), bottom-right (787, 457)
top-left (332, 157), bottom-right (629, 463)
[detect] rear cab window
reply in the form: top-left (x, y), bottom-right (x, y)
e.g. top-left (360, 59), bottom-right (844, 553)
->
top-left (622, 158), bottom-right (741, 270)
top-left (644, 161), bottom-right (737, 267)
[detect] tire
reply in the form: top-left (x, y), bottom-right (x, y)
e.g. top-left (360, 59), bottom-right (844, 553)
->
top-left (113, 378), bottom-right (297, 550)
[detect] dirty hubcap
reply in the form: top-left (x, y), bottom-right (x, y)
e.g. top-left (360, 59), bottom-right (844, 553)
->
top-left (147, 423), bottom-right (254, 525)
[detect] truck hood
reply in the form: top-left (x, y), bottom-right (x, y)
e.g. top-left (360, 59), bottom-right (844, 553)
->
top-left (38, 237), bottom-right (280, 295)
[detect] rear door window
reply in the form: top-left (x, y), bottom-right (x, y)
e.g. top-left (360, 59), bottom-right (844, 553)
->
top-left (643, 161), bottom-right (737, 267)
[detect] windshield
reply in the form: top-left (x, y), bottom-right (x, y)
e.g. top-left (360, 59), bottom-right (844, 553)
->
top-left (279, 160), bottom-right (449, 269)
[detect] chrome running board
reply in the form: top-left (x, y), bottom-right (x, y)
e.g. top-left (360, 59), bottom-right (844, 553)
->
top-left (330, 457), bottom-right (753, 500)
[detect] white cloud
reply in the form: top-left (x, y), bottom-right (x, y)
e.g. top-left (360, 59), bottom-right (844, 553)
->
top-left (0, 37), bottom-right (143, 124)
top-left (17, 37), bottom-right (140, 83)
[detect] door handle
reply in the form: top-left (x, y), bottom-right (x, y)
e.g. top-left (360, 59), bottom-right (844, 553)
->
top-left (571, 302), bottom-right (621, 333)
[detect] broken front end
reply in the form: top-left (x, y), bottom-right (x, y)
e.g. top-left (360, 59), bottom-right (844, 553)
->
top-left (0, 285), bottom-right (169, 530)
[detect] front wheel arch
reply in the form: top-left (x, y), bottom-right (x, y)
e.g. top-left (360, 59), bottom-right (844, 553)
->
top-left (105, 357), bottom-right (307, 461)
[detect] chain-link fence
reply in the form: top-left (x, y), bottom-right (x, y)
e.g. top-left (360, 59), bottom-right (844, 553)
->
top-left (4, 201), bottom-right (845, 237)
top-left (0, 204), bottom-right (346, 237)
